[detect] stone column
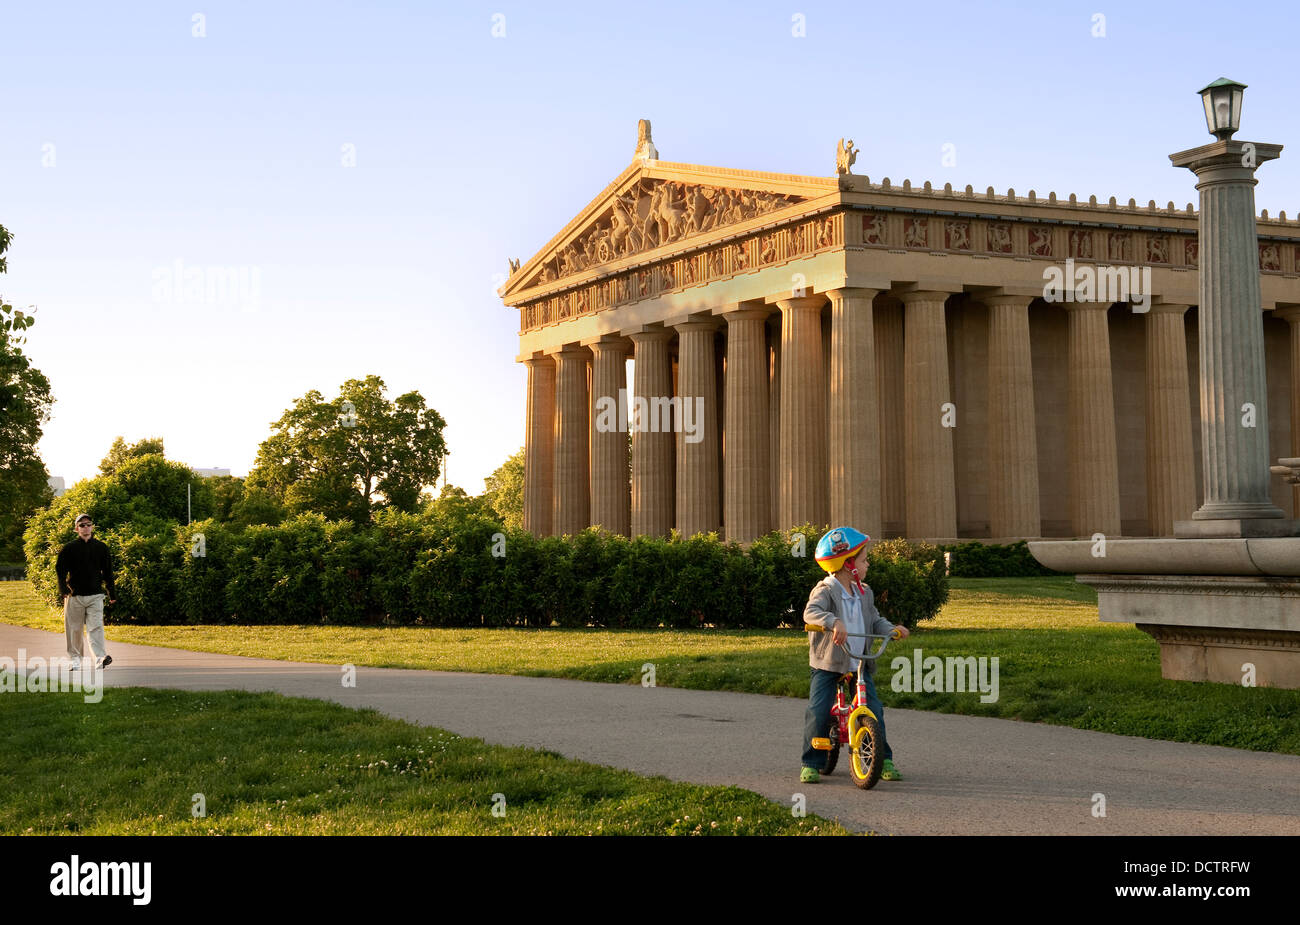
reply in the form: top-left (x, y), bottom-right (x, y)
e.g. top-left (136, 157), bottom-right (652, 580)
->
top-left (552, 345), bottom-right (590, 536)
top-left (777, 295), bottom-right (829, 530)
top-left (674, 320), bottom-right (721, 538)
top-left (827, 288), bottom-right (882, 537)
top-left (1065, 302), bottom-right (1122, 537)
top-left (629, 329), bottom-right (675, 537)
top-left (723, 308), bottom-right (771, 542)
top-left (1145, 303), bottom-right (1197, 535)
top-left (523, 355), bottom-right (555, 536)
top-left (1274, 307), bottom-right (1300, 514)
top-left (589, 337), bottom-right (630, 536)
top-left (900, 290), bottom-right (957, 539)
top-left (768, 321), bottom-right (782, 528)
top-left (1171, 138), bottom-right (1287, 529)
top-left (985, 294), bottom-right (1041, 538)
top-left (875, 300), bottom-right (906, 536)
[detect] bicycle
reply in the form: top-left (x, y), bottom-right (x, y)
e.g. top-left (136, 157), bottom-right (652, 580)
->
top-left (805, 624), bottom-right (900, 790)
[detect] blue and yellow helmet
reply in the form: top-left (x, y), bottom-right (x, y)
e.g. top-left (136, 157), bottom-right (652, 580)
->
top-left (815, 527), bottom-right (870, 574)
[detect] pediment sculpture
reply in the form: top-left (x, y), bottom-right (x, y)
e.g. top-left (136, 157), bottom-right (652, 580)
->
top-left (524, 179), bottom-right (803, 287)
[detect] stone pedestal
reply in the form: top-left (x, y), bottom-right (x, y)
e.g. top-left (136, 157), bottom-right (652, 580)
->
top-left (1030, 536), bottom-right (1300, 688)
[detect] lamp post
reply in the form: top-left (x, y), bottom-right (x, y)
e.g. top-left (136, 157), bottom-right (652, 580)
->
top-left (1169, 78), bottom-right (1293, 535)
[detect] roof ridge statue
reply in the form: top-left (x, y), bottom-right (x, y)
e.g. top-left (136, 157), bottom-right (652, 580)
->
top-left (836, 137), bottom-right (858, 176)
top-left (635, 119), bottom-right (659, 162)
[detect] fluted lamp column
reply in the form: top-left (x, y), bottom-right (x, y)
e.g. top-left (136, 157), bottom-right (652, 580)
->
top-left (1171, 111), bottom-right (1291, 534)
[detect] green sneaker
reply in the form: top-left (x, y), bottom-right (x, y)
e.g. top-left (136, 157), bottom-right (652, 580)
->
top-left (881, 759), bottom-right (902, 781)
top-left (799, 766), bottom-right (820, 784)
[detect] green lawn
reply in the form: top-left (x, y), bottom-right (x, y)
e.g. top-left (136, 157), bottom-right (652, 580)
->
top-left (5, 578), bottom-right (1299, 755)
top-left (0, 688), bottom-right (845, 835)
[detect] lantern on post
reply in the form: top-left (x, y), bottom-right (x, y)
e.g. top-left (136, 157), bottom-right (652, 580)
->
top-left (1198, 77), bottom-right (1246, 141)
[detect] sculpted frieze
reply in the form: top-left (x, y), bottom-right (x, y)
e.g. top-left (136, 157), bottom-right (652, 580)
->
top-left (525, 179), bottom-right (802, 287)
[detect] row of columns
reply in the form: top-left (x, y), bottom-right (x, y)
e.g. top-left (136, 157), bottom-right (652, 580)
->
top-left (524, 290), bottom-right (1222, 542)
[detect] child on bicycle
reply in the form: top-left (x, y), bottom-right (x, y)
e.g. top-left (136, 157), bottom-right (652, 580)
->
top-left (800, 526), bottom-right (909, 784)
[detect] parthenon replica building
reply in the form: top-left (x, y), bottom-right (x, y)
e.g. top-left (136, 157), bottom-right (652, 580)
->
top-left (503, 122), bottom-right (1300, 543)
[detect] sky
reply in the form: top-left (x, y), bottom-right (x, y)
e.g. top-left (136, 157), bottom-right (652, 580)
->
top-left (3, 0), bottom-right (1299, 494)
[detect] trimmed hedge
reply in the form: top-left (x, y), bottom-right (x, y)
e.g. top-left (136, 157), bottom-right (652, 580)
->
top-left (27, 507), bottom-right (951, 628)
top-left (938, 540), bottom-right (1060, 578)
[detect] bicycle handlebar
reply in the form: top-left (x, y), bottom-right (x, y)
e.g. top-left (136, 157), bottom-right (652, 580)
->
top-left (802, 624), bottom-right (899, 661)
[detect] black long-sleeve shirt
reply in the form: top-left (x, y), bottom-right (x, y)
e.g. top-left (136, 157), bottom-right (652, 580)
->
top-left (56, 537), bottom-right (116, 598)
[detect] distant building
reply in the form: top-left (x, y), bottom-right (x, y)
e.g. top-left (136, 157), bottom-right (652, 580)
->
top-left (193, 468), bottom-right (232, 479)
top-left (47, 476), bottom-right (66, 497)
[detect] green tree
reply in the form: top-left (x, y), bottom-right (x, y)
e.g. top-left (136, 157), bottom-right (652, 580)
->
top-left (247, 375), bottom-right (447, 524)
top-left (0, 224), bottom-right (54, 563)
top-left (99, 436), bottom-right (166, 476)
top-left (23, 454), bottom-right (213, 605)
top-left (483, 447), bottom-right (524, 530)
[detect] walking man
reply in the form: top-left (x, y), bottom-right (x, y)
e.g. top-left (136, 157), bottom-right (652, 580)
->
top-left (57, 513), bottom-right (116, 669)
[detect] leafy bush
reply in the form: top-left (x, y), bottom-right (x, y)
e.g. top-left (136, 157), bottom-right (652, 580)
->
top-left (864, 538), bottom-right (949, 629)
top-left (938, 540), bottom-right (1059, 578)
top-left (26, 476), bottom-right (950, 628)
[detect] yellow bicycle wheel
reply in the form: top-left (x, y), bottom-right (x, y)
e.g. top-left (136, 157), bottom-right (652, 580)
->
top-left (849, 714), bottom-right (884, 790)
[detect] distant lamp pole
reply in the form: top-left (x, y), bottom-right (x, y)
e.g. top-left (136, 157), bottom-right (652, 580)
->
top-left (1170, 79), bottom-right (1291, 534)
top-left (1199, 77), bottom-right (1245, 140)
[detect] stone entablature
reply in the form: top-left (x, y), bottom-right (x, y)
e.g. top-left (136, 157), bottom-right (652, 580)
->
top-left (517, 212), bottom-right (842, 333)
top-left (840, 175), bottom-right (1300, 276)
top-left (507, 164), bottom-right (1300, 337)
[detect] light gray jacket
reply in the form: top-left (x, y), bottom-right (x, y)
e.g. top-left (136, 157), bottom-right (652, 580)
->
top-left (803, 575), bottom-right (896, 674)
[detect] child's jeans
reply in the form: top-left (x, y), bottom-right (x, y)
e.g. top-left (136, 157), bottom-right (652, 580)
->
top-left (802, 666), bottom-right (892, 770)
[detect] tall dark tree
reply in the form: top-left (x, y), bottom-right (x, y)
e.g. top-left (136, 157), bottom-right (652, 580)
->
top-left (0, 223), bottom-right (54, 563)
top-left (247, 375), bottom-right (447, 523)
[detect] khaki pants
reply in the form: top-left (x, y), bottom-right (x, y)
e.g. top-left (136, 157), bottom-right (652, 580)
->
top-left (65, 594), bottom-right (108, 660)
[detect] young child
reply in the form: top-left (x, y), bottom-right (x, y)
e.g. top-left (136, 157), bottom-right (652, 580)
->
top-left (800, 526), bottom-right (909, 784)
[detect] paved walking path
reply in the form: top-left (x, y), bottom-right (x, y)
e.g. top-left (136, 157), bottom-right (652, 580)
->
top-left (4, 623), bottom-right (1298, 835)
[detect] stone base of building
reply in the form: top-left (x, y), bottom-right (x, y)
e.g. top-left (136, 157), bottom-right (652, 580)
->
top-left (1073, 573), bottom-right (1300, 689)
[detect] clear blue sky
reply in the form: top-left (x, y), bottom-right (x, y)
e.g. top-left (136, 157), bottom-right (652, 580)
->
top-left (3, 0), bottom-right (1298, 493)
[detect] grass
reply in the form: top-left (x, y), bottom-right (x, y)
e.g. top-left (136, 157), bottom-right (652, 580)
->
top-left (0, 687), bottom-right (847, 835)
top-left (5, 578), bottom-right (1300, 755)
